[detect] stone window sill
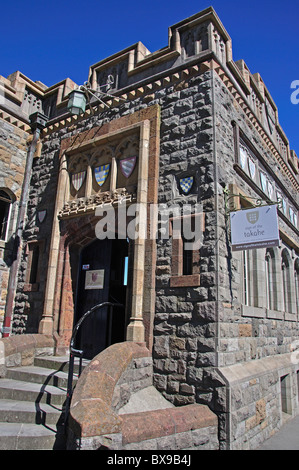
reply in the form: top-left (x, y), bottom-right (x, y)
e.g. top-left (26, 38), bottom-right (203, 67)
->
top-left (241, 304), bottom-right (297, 322)
top-left (266, 308), bottom-right (284, 320)
top-left (241, 304), bottom-right (265, 318)
top-left (170, 274), bottom-right (200, 288)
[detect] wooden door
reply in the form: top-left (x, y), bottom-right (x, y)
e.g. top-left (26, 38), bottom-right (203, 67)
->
top-left (74, 238), bottom-right (128, 359)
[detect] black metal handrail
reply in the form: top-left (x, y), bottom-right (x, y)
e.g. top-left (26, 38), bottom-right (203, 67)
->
top-left (64, 301), bottom-right (123, 424)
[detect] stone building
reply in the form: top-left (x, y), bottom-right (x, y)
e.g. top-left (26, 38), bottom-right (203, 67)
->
top-left (0, 7), bottom-right (298, 450)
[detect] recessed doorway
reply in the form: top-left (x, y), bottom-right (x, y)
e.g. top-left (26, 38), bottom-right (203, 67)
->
top-left (74, 237), bottom-right (129, 359)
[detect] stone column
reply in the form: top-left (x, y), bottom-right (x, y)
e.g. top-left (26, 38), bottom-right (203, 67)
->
top-left (39, 151), bottom-right (68, 335)
top-left (126, 121), bottom-right (150, 343)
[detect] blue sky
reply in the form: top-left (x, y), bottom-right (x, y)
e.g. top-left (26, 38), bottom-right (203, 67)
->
top-left (1, 0), bottom-right (298, 154)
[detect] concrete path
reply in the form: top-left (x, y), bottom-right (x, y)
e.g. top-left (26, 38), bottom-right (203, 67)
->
top-left (118, 386), bottom-right (174, 414)
top-left (258, 415), bottom-right (299, 450)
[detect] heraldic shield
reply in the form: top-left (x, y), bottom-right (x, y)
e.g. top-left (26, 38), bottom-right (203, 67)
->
top-left (94, 164), bottom-right (110, 186)
top-left (72, 171), bottom-right (86, 191)
top-left (246, 210), bottom-right (259, 224)
top-left (179, 176), bottom-right (194, 194)
top-left (120, 156), bottom-right (136, 178)
top-left (37, 210), bottom-right (47, 224)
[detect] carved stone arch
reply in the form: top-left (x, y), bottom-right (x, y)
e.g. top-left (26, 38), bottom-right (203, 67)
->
top-left (265, 246), bottom-right (280, 311)
top-left (68, 153), bottom-right (90, 174)
top-left (281, 248), bottom-right (295, 314)
top-left (0, 187), bottom-right (16, 203)
top-left (115, 133), bottom-right (139, 160)
top-left (90, 145), bottom-right (114, 167)
top-left (281, 247), bottom-right (291, 268)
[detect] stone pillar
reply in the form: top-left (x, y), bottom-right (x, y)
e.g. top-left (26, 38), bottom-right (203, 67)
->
top-left (39, 151), bottom-right (68, 335)
top-left (126, 120), bottom-right (150, 343)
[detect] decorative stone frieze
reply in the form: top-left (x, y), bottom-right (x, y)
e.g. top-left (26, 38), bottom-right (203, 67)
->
top-left (58, 189), bottom-right (137, 219)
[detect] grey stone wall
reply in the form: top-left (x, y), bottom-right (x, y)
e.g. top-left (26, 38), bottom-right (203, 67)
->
top-left (212, 69), bottom-right (299, 360)
top-left (212, 70), bottom-right (299, 448)
top-left (12, 136), bottom-right (60, 334)
top-left (0, 120), bottom-right (29, 334)
top-left (152, 70), bottom-right (217, 405)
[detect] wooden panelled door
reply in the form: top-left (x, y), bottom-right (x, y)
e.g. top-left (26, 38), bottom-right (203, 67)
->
top-left (74, 238), bottom-right (128, 359)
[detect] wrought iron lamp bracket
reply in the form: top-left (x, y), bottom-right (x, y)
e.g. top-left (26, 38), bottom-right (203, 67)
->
top-left (78, 76), bottom-right (126, 114)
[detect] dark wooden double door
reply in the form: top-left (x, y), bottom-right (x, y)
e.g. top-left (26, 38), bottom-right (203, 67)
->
top-left (74, 238), bottom-right (128, 359)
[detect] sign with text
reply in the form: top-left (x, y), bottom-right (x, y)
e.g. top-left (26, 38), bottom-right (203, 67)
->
top-left (230, 205), bottom-right (280, 251)
top-left (85, 270), bottom-right (105, 290)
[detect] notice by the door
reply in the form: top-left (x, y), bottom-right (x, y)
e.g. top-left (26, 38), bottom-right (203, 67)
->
top-left (85, 269), bottom-right (105, 289)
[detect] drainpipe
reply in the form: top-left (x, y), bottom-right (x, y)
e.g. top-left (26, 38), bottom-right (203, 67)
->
top-left (2, 112), bottom-right (48, 337)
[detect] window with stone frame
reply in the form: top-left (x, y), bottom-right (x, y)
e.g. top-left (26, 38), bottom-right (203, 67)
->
top-left (265, 247), bottom-right (279, 311)
top-left (242, 248), bottom-right (260, 308)
top-left (169, 213), bottom-right (202, 288)
top-left (281, 248), bottom-right (293, 313)
top-left (295, 258), bottom-right (299, 316)
top-left (231, 190), bottom-right (261, 309)
top-left (242, 249), bottom-right (250, 306)
top-left (0, 190), bottom-right (13, 241)
top-left (24, 240), bottom-right (44, 292)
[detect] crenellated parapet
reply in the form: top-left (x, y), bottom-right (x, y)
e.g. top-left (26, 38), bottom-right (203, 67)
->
top-left (0, 71), bottom-right (77, 129)
top-left (0, 7), bottom-right (298, 184)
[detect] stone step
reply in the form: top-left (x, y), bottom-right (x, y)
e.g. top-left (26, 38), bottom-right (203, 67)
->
top-left (0, 398), bottom-right (64, 425)
top-left (0, 422), bottom-right (66, 450)
top-left (34, 355), bottom-right (90, 374)
top-left (5, 365), bottom-right (74, 388)
top-left (0, 355), bottom-right (86, 450)
top-left (0, 378), bottom-right (66, 406)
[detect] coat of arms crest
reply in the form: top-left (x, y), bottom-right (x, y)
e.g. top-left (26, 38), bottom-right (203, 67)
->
top-left (179, 176), bottom-right (194, 195)
top-left (246, 210), bottom-right (259, 224)
top-left (94, 164), bottom-right (110, 186)
top-left (119, 156), bottom-right (137, 178)
top-left (71, 171), bottom-right (86, 191)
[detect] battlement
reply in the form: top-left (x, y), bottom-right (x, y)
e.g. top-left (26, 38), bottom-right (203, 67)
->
top-left (0, 7), bottom-right (298, 178)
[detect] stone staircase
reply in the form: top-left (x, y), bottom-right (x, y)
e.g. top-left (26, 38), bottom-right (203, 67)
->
top-left (0, 355), bottom-right (87, 450)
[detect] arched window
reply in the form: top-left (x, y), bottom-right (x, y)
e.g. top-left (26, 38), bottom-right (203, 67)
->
top-left (242, 249), bottom-right (259, 307)
top-left (282, 249), bottom-right (292, 313)
top-left (0, 190), bottom-right (12, 241)
top-left (243, 250), bottom-right (250, 306)
top-left (265, 249), bottom-right (274, 310)
top-left (265, 248), bottom-right (280, 311)
top-left (295, 258), bottom-right (299, 316)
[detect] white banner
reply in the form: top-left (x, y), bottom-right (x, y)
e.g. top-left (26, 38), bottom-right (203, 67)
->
top-left (230, 205), bottom-right (280, 251)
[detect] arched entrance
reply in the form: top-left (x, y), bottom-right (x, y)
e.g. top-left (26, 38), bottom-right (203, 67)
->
top-left (74, 237), bottom-right (130, 359)
top-left (39, 107), bottom-right (160, 355)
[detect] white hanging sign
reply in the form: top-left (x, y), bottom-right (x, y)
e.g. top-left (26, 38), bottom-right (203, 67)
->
top-left (230, 205), bottom-right (280, 251)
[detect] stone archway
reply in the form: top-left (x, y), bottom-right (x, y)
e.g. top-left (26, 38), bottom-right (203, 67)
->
top-left (39, 106), bottom-right (160, 355)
